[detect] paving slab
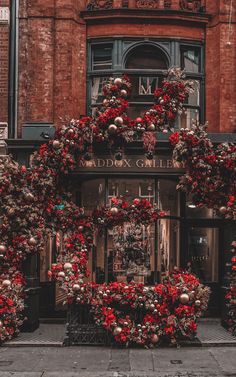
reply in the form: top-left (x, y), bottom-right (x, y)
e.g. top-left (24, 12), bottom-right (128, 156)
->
top-left (0, 374), bottom-right (43, 377)
top-left (209, 347), bottom-right (236, 376)
top-left (42, 372), bottom-right (227, 377)
top-left (129, 349), bottom-right (154, 372)
top-left (152, 348), bottom-right (219, 372)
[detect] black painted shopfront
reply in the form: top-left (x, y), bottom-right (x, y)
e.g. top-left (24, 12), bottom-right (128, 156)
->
top-left (7, 139), bottom-right (234, 330)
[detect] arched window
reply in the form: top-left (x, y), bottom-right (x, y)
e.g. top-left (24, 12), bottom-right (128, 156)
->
top-left (124, 44), bottom-right (169, 118)
top-left (125, 44), bottom-right (168, 70)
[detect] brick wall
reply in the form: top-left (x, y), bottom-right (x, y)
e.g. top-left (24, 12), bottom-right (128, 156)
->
top-left (18, 0), bottom-right (86, 135)
top-left (0, 0), bottom-right (9, 124)
top-left (16, 0), bottom-right (235, 135)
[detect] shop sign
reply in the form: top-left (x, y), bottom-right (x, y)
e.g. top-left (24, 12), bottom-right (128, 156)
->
top-left (77, 155), bottom-right (183, 173)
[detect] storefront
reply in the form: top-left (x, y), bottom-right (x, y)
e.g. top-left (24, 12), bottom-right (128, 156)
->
top-left (33, 146), bottom-right (227, 320)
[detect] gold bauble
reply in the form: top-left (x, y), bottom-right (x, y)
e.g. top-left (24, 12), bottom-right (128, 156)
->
top-left (0, 245), bottom-right (6, 254)
top-left (180, 293), bottom-right (190, 304)
top-left (53, 140), bottom-right (60, 149)
top-left (113, 326), bottom-right (122, 336)
top-left (195, 300), bottom-right (201, 307)
top-left (219, 206), bottom-right (227, 214)
top-left (114, 78), bottom-right (122, 86)
top-left (58, 271), bottom-right (65, 278)
top-left (110, 207), bottom-right (119, 215)
top-left (2, 279), bottom-right (11, 287)
top-left (114, 117), bottom-right (123, 126)
top-left (147, 123), bottom-right (155, 131)
top-left (28, 237), bottom-right (37, 246)
top-left (72, 284), bottom-right (81, 291)
top-left (25, 192), bottom-right (34, 202)
top-left (64, 262), bottom-right (72, 270)
top-left (151, 334), bottom-right (159, 344)
top-left (120, 89), bottom-right (127, 97)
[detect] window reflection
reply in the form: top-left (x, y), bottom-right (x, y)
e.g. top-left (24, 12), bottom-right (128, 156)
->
top-left (188, 227), bottom-right (219, 282)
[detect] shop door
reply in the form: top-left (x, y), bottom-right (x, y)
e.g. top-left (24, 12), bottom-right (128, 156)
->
top-left (186, 225), bottom-right (221, 316)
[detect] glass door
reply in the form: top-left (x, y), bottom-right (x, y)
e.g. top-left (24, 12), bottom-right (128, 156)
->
top-left (187, 225), bottom-right (220, 316)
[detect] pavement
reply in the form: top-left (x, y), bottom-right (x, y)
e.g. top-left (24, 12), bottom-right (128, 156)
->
top-left (0, 346), bottom-right (236, 377)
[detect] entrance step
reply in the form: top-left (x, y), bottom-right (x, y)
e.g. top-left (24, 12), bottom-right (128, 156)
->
top-left (5, 324), bottom-right (65, 347)
top-left (197, 318), bottom-right (236, 346)
top-left (4, 319), bottom-right (236, 347)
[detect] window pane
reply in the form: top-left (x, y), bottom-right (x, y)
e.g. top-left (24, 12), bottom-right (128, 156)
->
top-left (92, 44), bottom-right (112, 70)
top-left (158, 179), bottom-right (179, 216)
top-left (185, 80), bottom-right (200, 106)
top-left (139, 76), bottom-right (159, 95)
top-left (188, 227), bottom-right (219, 282)
top-left (91, 76), bottom-right (109, 105)
top-left (181, 47), bottom-right (200, 73)
top-left (178, 108), bottom-right (199, 129)
top-left (125, 45), bottom-right (168, 69)
top-left (159, 219), bottom-right (180, 277)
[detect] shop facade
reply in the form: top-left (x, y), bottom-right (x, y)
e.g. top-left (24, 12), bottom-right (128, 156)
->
top-left (1, 0), bottom-right (236, 333)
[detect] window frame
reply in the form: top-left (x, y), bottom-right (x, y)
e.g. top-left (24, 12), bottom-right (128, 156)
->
top-left (87, 38), bottom-right (205, 127)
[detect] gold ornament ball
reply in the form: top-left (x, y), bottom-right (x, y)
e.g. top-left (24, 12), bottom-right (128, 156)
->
top-left (108, 124), bottom-right (117, 135)
top-left (2, 279), bottom-right (11, 287)
top-left (195, 300), bottom-right (201, 307)
top-left (58, 271), bottom-right (65, 278)
top-left (219, 206), bottom-right (227, 214)
top-left (114, 116), bottom-right (123, 126)
top-left (64, 262), bottom-right (72, 270)
top-left (73, 284), bottom-right (81, 291)
top-left (120, 89), bottom-right (127, 97)
top-left (151, 334), bottom-right (159, 344)
top-left (113, 326), bottom-right (122, 336)
top-left (28, 237), bottom-right (37, 246)
top-left (25, 192), bottom-right (34, 202)
top-left (0, 245), bottom-right (6, 254)
top-left (147, 123), bottom-right (155, 131)
top-left (110, 207), bottom-right (119, 215)
top-left (53, 140), bottom-right (60, 149)
top-left (180, 293), bottom-right (190, 304)
top-left (114, 78), bottom-right (122, 86)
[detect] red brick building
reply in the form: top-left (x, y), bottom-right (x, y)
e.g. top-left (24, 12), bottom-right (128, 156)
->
top-left (0, 1), bottom-right (236, 330)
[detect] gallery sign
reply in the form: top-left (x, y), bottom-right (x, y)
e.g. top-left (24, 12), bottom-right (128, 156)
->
top-left (77, 155), bottom-right (183, 173)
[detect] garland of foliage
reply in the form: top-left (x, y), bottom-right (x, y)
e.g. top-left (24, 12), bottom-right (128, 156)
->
top-left (0, 67), bottom-right (234, 345)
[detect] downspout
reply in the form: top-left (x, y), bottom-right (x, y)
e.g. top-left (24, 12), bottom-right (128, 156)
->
top-left (8, 0), bottom-right (18, 139)
top-left (14, 0), bottom-right (19, 139)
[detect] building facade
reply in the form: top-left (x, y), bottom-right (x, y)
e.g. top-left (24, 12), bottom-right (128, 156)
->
top-left (0, 0), bottom-right (236, 329)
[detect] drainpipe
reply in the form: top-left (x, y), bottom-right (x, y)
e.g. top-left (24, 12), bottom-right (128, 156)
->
top-left (8, 0), bottom-right (18, 139)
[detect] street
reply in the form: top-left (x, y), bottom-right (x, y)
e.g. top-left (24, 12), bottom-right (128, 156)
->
top-left (0, 346), bottom-right (236, 377)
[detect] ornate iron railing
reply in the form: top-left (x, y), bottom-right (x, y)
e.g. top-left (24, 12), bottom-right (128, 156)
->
top-left (86, 0), bottom-right (206, 12)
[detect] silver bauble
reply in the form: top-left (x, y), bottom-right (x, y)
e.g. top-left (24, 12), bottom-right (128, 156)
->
top-left (108, 124), bottom-right (117, 135)
top-left (195, 300), bottom-right (201, 307)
